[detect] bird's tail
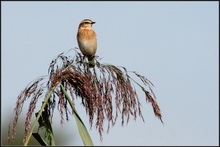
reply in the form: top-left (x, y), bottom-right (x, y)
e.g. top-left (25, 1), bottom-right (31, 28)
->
top-left (88, 56), bottom-right (95, 68)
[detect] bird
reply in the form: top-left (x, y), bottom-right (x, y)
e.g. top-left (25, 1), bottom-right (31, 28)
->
top-left (77, 19), bottom-right (97, 68)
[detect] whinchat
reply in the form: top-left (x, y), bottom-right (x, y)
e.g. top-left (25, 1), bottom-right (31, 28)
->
top-left (77, 19), bottom-right (97, 67)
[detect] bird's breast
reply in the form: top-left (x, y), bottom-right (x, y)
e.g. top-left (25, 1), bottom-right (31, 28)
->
top-left (77, 29), bottom-right (97, 56)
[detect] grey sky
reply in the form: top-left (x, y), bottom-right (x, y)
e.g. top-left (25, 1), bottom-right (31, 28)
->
top-left (2, 2), bottom-right (219, 145)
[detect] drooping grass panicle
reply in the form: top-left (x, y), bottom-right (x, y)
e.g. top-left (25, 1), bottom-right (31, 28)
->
top-left (9, 47), bottom-right (163, 143)
top-left (10, 77), bottom-right (46, 142)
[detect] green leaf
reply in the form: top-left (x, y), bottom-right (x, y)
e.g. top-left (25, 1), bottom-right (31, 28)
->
top-left (24, 86), bottom-right (56, 146)
top-left (72, 107), bottom-right (94, 146)
top-left (32, 109), bottom-right (56, 146)
top-left (61, 84), bottom-right (94, 146)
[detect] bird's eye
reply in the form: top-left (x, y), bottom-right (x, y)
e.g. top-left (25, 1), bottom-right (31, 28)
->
top-left (84, 22), bottom-right (90, 24)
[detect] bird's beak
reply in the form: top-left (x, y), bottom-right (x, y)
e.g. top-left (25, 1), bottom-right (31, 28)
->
top-left (92, 21), bottom-right (96, 24)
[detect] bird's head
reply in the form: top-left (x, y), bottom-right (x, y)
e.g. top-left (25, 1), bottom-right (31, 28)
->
top-left (78, 19), bottom-right (96, 29)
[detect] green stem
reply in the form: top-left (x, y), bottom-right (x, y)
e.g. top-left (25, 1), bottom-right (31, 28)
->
top-left (24, 86), bottom-right (56, 146)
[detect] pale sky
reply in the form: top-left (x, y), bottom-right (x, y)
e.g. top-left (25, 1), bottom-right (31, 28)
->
top-left (1, 1), bottom-right (219, 146)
